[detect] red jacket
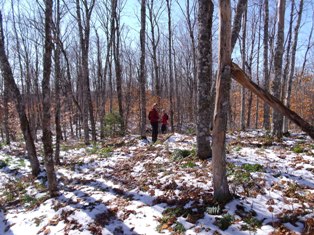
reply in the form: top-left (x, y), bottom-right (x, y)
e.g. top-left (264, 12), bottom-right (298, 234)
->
top-left (162, 113), bottom-right (169, 125)
top-left (148, 108), bottom-right (159, 123)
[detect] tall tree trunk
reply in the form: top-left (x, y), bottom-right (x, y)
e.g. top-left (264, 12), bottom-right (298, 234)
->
top-left (76, 0), bottom-right (96, 144)
top-left (255, 4), bottom-right (262, 129)
top-left (0, 11), bottom-right (40, 177)
top-left (166, 0), bottom-right (174, 132)
top-left (263, 0), bottom-right (270, 130)
top-left (212, 0), bottom-right (232, 203)
top-left (196, 0), bottom-right (213, 160)
top-left (284, 0), bottom-right (304, 133)
top-left (272, 0), bottom-right (286, 139)
top-left (231, 0), bottom-right (248, 52)
top-left (139, 0), bottom-right (147, 138)
top-left (240, 7), bottom-right (247, 130)
top-left (112, 0), bottom-right (125, 134)
top-left (54, 0), bottom-right (62, 165)
top-left (42, 0), bottom-right (58, 196)
top-left (148, 0), bottom-right (161, 98)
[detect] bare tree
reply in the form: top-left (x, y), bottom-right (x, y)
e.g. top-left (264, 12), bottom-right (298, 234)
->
top-left (166, 0), bottom-right (174, 132)
top-left (42, 0), bottom-right (58, 196)
top-left (283, 0), bottom-right (304, 133)
top-left (76, 0), bottom-right (97, 144)
top-left (263, 0), bottom-right (270, 130)
top-left (240, 6), bottom-right (247, 130)
top-left (54, 0), bottom-right (62, 165)
top-left (212, 0), bottom-right (232, 203)
top-left (196, 0), bottom-right (213, 160)
top-left (272, 0), bottom-right (285, 138)
top-left (0, 11), bottom-right (40, 177)
top-left (139, 0), bottom-right (147, 138)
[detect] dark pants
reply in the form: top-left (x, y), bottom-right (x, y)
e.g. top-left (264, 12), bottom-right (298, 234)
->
top-left (161, 124), bottom-right (167, 134)
top-left (151, 122), bottom-right (158, 142)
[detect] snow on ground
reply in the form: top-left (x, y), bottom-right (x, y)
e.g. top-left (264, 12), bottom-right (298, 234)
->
top-left (0, 130), bottom-right (313, 235)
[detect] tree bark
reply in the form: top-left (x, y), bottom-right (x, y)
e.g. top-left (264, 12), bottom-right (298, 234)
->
top-left (166, 0), bottom-right (174, 132)
top-left (42, 0), bottom-right (58, 196)
top-left (212, 0), bottom-right (232, 203)
top-left (54, 0), bottom-right (62, 165)
top-left (271, 0), bottom-right (285, 138)
top-left (196, 0), bottom-right (213, 160)
top-left (263, 0), bottom-right (270, 130)
top-left (240, 7), bottom-right (247, 130)
top-left (231, 63), bottom-right (314, 139)
top-left (231, 0), bottom-right (248, 52)
top-left (284, 0), bottom-right (304, 133)
top-left (76, 0), bottom-right (96, 144)
top-left (0, 11), bottom-right (40, 177)
top-left (139, 0), bottom-right (147, 138)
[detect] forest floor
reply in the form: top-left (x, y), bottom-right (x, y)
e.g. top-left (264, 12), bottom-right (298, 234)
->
top-left (0, 130), bottom-right (314, 235)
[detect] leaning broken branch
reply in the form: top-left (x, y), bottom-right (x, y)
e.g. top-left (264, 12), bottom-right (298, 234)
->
top-left (231, 63), bottom-right (314, 139)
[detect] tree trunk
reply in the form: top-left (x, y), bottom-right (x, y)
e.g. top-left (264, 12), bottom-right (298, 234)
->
top-left (263, 0), bottom-right (270, 130)
top-left (231, 63), bottom-right (314, 139)
top-left (3, 79), bottom-right (10, 145)
top-left (240, 7), bottom-right (247, 130)
top-left (196, 0), bottom-right (213, 160)
top-left (54, 0), bottom-right (62, 165)
top-left (284, 0), bottom-right (304, 134)
top-left (112, 0), bottom-right (125, 134)
top-left (0, 11), bottom-right (40, 177)
top-left (42, 0), bottom-right (58, 196)
top-left (139, 0), bottom-right (147, 138)
top-left (271, 0), bottom-right (285, 139)
top-left (212, 0), bottom-right (232, 203)
top-left (166, 0), bottom-right (174, 132)
top-left (76, 0), bottom-right (96, 144)
top-left (231, 0), bottom-right (248, 52)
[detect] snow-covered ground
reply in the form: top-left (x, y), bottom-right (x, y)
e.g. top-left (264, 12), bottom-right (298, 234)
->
top-left (0, 130), bottom-right (313, 235)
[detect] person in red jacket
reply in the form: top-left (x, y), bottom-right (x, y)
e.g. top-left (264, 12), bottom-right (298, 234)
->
top-left (148, 103), bottom-right (159, 143)
top-left (161, 109), bottom-right (169, 134)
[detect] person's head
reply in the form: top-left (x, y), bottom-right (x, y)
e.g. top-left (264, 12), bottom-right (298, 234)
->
top-left (162, 109), bottom-right (165, 113)
top-left (152, 103), bottom-right (157, 109)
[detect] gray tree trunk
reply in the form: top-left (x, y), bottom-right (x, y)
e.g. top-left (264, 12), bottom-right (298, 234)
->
top-left (231, 0), bottom-right (248, 52)
top-left (240, 8), bottom-right (247, 130)
top-left (76, 0), bottom-right (96, 144)
top-left (54, 0), bottom-right (62, 165)
top-left (212, 0), bottom-right (232, 203)
top-left (196, 0), bottom-right (213, 160)
top-left (139, 0), bottom-right (147, 138)
top-left (166, 0), bottom-right (174, 132)
top-left (284, 0), bottom-right (304, 133)
top-left (0, 11), bottom-right (40, 177)
top-left (263, 0), bottom-right (270, 130)
top-left (271, 0), bottom-right (285, 139)
top-left (42, 0), bottom-right (58, 196)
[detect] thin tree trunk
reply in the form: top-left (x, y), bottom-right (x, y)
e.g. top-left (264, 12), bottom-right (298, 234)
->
top-left (231, 0), bottom-right (248, 52)
top-left (139, 0), bottom-right (147, 138)
top-left (263, 0), bottom-right (270, 130)
top-left (0, 11), bottom-right (40, 177)
top-left (240, 7), bottom-right (247, 130)
top-left (284, 0), bottom-right (304, 133)
top-left (166, 0), bottom-right (174, 132)
top-left (54, 0), bottom-right (62, 165)
top-left (196, 0), bottom-right (213, 160)
top-left (212, 0), bottom-right (232, 203)
top-left (42, 0), bottom-right (58, 196)
top-left (3, 79), bottom-right (10, 144)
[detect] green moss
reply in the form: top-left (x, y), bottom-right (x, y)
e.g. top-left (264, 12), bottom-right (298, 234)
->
top-left (215, 214), bottom-right (234, 231)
